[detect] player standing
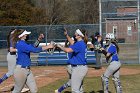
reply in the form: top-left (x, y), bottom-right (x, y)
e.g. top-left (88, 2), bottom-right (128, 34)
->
top-left (100, 33), bottom-right (122, 93)
top-left (92, 32), bottom-right (103, 69)
top-left (56, 29), bottom-right (88, 93)
top-left (55, 28), bottom-right (78, 93)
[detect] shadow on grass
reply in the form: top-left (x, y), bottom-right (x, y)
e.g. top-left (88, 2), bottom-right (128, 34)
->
top-left (64, 90), bottom-right (111, 93)
top-left (64, 91), bottom-right (96, 93)
top-left (97, 90), bottom-right (112, 93)
top-left (64, 91), bottom-right (71, 93)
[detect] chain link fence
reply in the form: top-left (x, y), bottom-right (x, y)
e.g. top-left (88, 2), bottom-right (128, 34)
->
top-left (0, 0), bottom-right (139, 65)
top-left (100, 0), bottom-right (139, 64)
top-left (0, 24), bottom-right (100, 64)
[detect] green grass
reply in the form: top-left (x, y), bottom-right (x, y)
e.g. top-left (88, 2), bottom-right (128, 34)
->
top-left (38, 74), bottom-right (140, 93)
top-left (121, 64), bottom-right (140, 69)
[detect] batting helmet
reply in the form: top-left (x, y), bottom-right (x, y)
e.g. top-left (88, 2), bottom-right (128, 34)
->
top-left (105, 33), bottom-right (115, 40)
top-left (105, 33), bottom-right (117, 46)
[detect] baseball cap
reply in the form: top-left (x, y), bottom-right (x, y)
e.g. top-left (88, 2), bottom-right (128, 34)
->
top-left (18, 30), bottom-right (31, 38)
top-left (95, 32), bottom-right (100, 37)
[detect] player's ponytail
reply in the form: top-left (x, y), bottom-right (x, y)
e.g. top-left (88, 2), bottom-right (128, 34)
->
top-left (12, 29), bottom-right (25, 46)
top-left (80, 29), bottom-right (88, 44)
top-left (7, 29), bottom-right (16, 49)
top-left (7, 30), bottom-right (12, 49)
top-left (111, 39), bottom-right (119, 53)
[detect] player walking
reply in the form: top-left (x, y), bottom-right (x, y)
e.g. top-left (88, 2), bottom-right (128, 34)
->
top-left (0, 29), bottom-right (44, 91)
top-left (11, 29), bottom-right (54, 93)
top-left (0, 29), bottom-right (17, 84)
top-left (56, 29), bottom-right (88, 93)
top-left (100, 33), bottom-right (122, 93)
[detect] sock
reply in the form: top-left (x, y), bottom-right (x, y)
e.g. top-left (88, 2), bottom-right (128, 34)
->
top-left (0, 78), bottom-right (2, 84)
top-left (0, 74), bottom-right (8, 84)
top-left (58, 86), bottom-right (65, 92)
top-left (58, 83), bottom-right (70, 92)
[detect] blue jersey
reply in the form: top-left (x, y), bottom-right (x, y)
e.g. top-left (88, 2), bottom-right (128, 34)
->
top-left (107, 43), bottom-right (119, 62)
top-left (67, 40), bottom-right (87, 65)
top-left (16, 40), bottom-right (42, 67)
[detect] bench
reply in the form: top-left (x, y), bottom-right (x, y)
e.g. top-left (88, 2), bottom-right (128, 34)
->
top-left (31, 50), bottom-right (96, 66)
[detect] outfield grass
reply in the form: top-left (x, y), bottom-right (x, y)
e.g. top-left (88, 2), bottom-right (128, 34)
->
top-left (122, 64), bottom-right (140, 69)
top-left (38, 65), bottom-right (140, 93)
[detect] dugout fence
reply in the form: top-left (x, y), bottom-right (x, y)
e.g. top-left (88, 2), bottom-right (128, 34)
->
top-left (0, 24), bottom-right (139, 65)
top-left (0, 24), bottom-right (99, 66)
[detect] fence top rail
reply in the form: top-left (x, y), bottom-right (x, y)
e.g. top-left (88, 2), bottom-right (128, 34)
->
top-left (101, 0), bottom-right (137, 2)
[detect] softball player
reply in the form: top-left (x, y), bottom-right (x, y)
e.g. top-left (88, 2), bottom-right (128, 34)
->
top-left (93, 32), bottom-right (103, 69)
top-left (0, 29), bottom-right (44, 86)
top-left (11, 29), bottom-right (54, 93)
top-left (56, 29), bottom-right (88, 93)
top-left (0, 29), bottom-right (17, 84)
top-left (55, 28), bottom-right (78, 93)
top-left (100, 33), bottom-right (122, 93)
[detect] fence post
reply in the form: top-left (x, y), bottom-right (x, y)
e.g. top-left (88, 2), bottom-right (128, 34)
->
top-left (45, 26), bottom-right (48, 45)
top-left (138, 0), bottom-right (140, 64)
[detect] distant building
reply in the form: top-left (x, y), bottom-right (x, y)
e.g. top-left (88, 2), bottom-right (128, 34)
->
top-left (105, 6), bottom-right (138, 43)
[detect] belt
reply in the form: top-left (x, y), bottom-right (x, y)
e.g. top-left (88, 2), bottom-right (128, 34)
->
top-left (111, 60), bottom-right (119, 62)
top-left (71, 64), bottom-right (86, 67)
top-left (17, 65), bottom-right (30, 69)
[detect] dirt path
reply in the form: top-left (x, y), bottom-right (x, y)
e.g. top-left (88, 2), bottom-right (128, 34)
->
top-left (0, 66), bottom-right (140, 92)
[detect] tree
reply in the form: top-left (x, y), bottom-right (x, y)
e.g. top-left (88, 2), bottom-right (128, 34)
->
top-left (0, 0), bottom-right (47, 25)
top-left (0, 0), bottom-right (99, 25)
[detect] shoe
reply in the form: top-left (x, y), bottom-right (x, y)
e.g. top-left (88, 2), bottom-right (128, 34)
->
top-left (55, 89), bottom-right (60, 93)
top-left (94, 67), bottom-right (102, 70)
top-left (21, 87), bottom-right (30, 93)
top-left (10, 86), bottom-right (14, 91)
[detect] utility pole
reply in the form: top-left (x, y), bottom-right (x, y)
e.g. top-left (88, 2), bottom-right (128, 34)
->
top-left (99, 0), bottom-right (102, 35)
top-left (138, 0), bottom-right (140, 64)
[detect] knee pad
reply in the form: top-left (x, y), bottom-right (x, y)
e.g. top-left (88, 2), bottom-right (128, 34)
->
top-left (7, 71), bottom-right (14, 77)
top-left (112, 77), bottom-right (122, 93)
top-left (101, 75), bottom-right (109, 93)
top-left (64, 83), bottom-right (71, 88)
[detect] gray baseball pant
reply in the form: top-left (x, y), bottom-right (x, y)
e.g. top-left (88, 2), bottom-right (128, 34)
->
top-left (104, 61), bottom-right (121, 78)
top-left (95, 50), bottom-right (101, 68)
top-left (65, 65), bottom-right (72, 87)
top-left (71, 65), bottom-right (88, 93)
top-left (6, 52), bottom-right (16, 77)
top-left (12, 65), bottom-right (37, 93)
top-left (102, 61), bottom-right (122, 93)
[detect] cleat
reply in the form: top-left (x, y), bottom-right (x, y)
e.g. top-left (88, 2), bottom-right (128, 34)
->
top-left (55, 89), bottom-right (60, 93)
top-left (21, 87), bottom-right (30, 93)
top-left (10, 86), bottom-right (14, 91)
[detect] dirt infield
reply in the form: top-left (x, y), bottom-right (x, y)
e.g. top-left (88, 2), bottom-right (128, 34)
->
top-left (0, 65), bottom-right (140, 92)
